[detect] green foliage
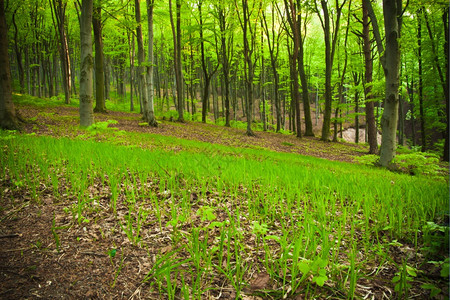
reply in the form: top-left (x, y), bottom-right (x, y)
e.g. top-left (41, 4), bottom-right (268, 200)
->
top-left (392, 153), bottom-right (446, 176)
top-left (355, 152), bottom-right (447, 177)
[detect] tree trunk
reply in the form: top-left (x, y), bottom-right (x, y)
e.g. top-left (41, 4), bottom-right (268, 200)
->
top-left (0, 0), bottom-right (19, 129)
top-left (199, 0), bottom-right (214, 123)
top-left (135, 0), bottom-right (150, 123)
top-left (169, 0), bottom-right (184, 122)
top-left (362, 0), bottom-right (378, 154)
top-left (297, 4), bottom-right (313, 136)
top-left (417, 8), bottom-right (426, 151)
top-left (443, 8), bottom-right (449, 161)
top-left (317, 0), bottom-right (345, 141)
top-left (79, 0), bottom-right (94, 127)
top-left (51, 0), bottom-right (72, 104)
top-left (284, 0), bottom-right (302, 138)
top-left (218, 2), bottom-right (231, 127)
top-left (12, 11), bottom-right (25, 94)
top-left (379, 0), bottom-right (402, 166)
top-left (146, 0), bottom-right (158, 126)
top-left (93, 3), bottom-right (106, 113)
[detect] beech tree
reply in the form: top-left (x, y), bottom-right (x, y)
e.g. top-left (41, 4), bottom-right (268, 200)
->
top-left (145, 0), bottom-right (157, 126)
top-left (315, 0), bottom-right (347, 141)
top-left (0, 0), bottom-right (20, 130)
top-left (50, 0), bottom-right (72, 104)
top-left (365, 0), bottom-right (403, 166)
top-left (93, 0), bottom-right (106, 113)
top-left (169, 0), bottom-right (184, 122)
top-left (79, 0), bottom-right (94, 127)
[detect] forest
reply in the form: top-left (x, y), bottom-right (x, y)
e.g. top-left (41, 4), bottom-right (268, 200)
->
top-left (0, 0), bottom-right (449, 299)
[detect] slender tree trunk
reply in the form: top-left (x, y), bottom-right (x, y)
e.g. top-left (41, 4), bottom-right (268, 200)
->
top-left (51, 0), bottom-right (72, 104)
top-left (135, 0), bottom-right (149, 122)
top-left (93, 3), bottom-right (106, 113)
top-left (218, 2), bottom-right (231, 127)
top-left (200, 0), bottom-right (213, 123)
top-left (362, 0), bottom-right (378, 154)
top-left (443, 8), bottom-right (449, 161)
top-left (79, 0), bottom-right (94, 127)
top-left (129, 34), bottom-right (135, 111)
top-left (417, 8), bottom-right (426, 151)
top-left (146, 0), bottom-right (157, 126)
top-left (297, 4), bottom-right (313, 136)
top-left (354, 73), bottom-right (360, 143)
top-left (284, 0), bottom-right (302, 138)
top-left (237, 0), bottom-right (256, 136)
top-left (169, 0), bottom-right (184, 122)
top-left (12, 11), bottom-right (25, 94)
top-left (262, 8), bottom-right (281, 132)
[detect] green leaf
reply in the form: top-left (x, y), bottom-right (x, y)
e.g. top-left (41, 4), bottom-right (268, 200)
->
top-left (391, 275), bottom-right (401, 283)
top-left (421, 283), bottom-right (441, 297)
top-left (440, 262), bottom-right (449, 278)
top-left (298, 261), bottom-right (311, 274)
top-left (108, 248), bottom-right (117, 258)
top-left (312, 274), bottom-right (328, 286)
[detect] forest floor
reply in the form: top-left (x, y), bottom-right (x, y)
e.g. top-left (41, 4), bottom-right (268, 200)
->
top-left (0, 103), bottom-right (448, 300)
top-left (19, 105), bottom-right (370, 163)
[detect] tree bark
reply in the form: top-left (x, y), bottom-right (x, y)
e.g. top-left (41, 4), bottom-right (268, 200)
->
top-left (316, 0), bottom-right (345, 141)
top-left (0, 0), bottom-right (20, 130)
top-left (79, 0), bottom-right (94, 127)
top-left (262, 7), bottom-right (281, 132)
top-left (362, 0), bottom-right (378, 154)
top-left (93, 3), bottom-right (106, 113)
top-left (284, 0), bottom-right (302, 138)
top-left (169, 0), bottom-right (184, 122)
top-left (51, 0), bottom-right (72, 104)
top-left (135, 0), bottom-right (150, 123)
top-left (297, 3), bottom-right (313, 136)
top-left (217, 1), bottom-right (231, 127)
top-left (200, 0), bottom-right (213, 123)
top-left (443, 8), bottom-right (449, 161)
top-left (379, 0), bottom-right (402, 166)
top-left (417, 8), bottom-right (425, 151)
top-left (12, 11), bottom-right (25, 94)
top-left (146, 0), bottom-right (158, 126)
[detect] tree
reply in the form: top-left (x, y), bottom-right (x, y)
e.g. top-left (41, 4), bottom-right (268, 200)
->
top-left (366, 0), bottom-right (403, 166)
top-left (262, 4), bottom-right (282, 132)
top-left (0, 0), bottom-right (20, 130)
top-left (199, 0), bottom-right (218, 124)
top-left (216, 0), bottom-right (232, 127)
top-left (50, 0), bottom-right (72, 104)
top-left (135, 0), bottom-right (149, 122)
top-left (361, 0), bottom-right (378, 154)
top-left (146, 0), bottom-right (158, 126)
top-left (79, 0), bottom-right (94, 127)
top-left (93, 0), bottom-right (106, 113)
top-left (315, 0), bottom-right (347, 141)
top-left (236, 0), bottom-right (261, 136)
top-left (283, 0), bottom-right (303, 138)
top-left (169, 0), bottom-right (184, 122)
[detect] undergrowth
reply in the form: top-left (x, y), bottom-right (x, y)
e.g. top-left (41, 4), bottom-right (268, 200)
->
top-left (1, 129), bottom-right (448, 299)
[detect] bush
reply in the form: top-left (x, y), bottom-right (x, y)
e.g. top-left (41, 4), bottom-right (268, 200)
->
top-left (356, 152), bottom-right (447, 177)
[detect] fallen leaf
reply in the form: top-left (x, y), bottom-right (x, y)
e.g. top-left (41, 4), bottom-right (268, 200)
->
top-left (249, 272), bottom-right (270, 290)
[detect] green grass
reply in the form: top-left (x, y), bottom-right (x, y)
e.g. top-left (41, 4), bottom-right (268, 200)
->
top-left (1, 127), bottom-right (448, 299)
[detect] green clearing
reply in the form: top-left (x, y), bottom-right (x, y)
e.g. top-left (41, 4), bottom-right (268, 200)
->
top-left (1, 120), bottom-right (448, 298)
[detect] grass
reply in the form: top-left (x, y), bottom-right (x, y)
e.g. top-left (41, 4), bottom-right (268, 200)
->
top-left (1, 122), bottom-right (448, 299)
